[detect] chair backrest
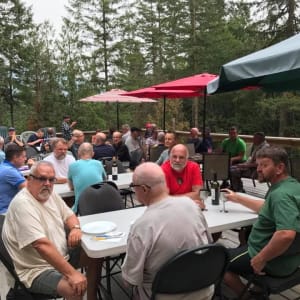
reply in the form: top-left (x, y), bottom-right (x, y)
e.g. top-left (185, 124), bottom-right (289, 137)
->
top-left (0, 216), bottom-right (54, 300)
top-left (78, 181), bottom-right (124, 216)
top-left (202, 153), bottom-right (230, 181)
top-left (0, 126), bottom-right (8, 139)
top-left (185, 143), bottom-right (196, 157)
top-left (0, 215), bottom-right (17, 281)
top-left (289, 157), bottom-right (300, 182)
top-left (25, 145), bottom-right (39, 159)
top-left (105, 160), bottom-right (126, 175)
top-left (151, 244), bottom-right (229, 299)
top-left (20, 131), bottom-right (35, 143)
top-left (149, 146), bottom-right (166, 162)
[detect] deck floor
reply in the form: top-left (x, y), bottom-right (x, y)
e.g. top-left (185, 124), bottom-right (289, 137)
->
top-left (1, 178), bottom-right (300, 300)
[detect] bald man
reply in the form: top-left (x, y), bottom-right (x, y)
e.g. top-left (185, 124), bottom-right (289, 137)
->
top-left (186, 127), bottom-right (202, 152)
top-left (68, 143), bottom-right (106, 213)
top-left (92, 132), bottom-right (115, 160)
top-left (68, 129), bottom-right (85, 159)
top-left (122, 162), bottom-right (213, 300)
top-left (161, 144), bottom-right (204, 208)
top-left (112, 131), bottom-right (131, 162)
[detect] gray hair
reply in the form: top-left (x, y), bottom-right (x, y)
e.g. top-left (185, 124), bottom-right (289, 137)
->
top-left (30, 161), bottom-right (55, 176)
top-left (256, 146), bottom-right (288, 169)
top-left (157, 132), bottom-right (165, 143)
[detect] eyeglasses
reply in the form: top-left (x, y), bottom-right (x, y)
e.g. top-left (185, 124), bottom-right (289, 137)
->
top-left (30, 174), bottom-right (57, 184)
top-left (129, 182), bottom-right (151, 190)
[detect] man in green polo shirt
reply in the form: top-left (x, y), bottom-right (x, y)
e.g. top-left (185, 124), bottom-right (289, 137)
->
top-left (222, 146), bottom-right (300, 298)
top-left (221, 126), bottom-right (247, 165)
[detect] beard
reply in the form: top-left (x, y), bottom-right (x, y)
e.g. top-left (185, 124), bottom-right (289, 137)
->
top-left (38, 188), bottom-right (52, 202)
top-left (56, 153), bottom-right (66, 160)
top-left (257, 172), bottom-right (268, 183)
top-left (171, 163), bottom-right (185, 172)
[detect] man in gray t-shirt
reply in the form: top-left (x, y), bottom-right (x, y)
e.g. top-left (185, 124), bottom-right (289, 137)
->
top-left (122, 162), bottom-right (213, 300)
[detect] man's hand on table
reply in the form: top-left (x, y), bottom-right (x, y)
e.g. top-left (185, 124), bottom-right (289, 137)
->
top-left (193, 199), bottom-right (206, 210)
top-left (221, 188), bottom-right (239, 203)
top-left (55, 177), bottom-right (68, 184)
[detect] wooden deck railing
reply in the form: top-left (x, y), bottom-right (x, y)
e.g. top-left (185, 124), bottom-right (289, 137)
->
top-left (57, 130), bottom-right (300, 154)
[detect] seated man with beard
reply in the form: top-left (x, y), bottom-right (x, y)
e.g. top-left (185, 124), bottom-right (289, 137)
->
top-left (161, 144), bottom-right (205, 209)
top-left (2, 161), bottom-right (101, 300)
top-left (44, 138), bottom-right (75, 184)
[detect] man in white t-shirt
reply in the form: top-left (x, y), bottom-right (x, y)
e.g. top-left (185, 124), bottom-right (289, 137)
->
top-left (44, 138), bottom-right (75, 183)
top-left (122, 162), bottom-right (213, 300)
top-left (2, 161), bottom-right (100, 300)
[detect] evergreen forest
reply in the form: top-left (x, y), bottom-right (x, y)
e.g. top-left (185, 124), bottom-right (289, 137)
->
top-left (0, 0), bottom-right (299, 136)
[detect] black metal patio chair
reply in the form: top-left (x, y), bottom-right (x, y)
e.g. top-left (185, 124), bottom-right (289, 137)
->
top-left (0, 215), bottom-right (56, 300)
top-left (151, 244), bottom-right (229, 300)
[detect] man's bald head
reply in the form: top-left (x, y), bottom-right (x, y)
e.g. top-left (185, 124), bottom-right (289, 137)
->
top-left (95, 132), bottom-right (106, 145)
top-left (190, 127), bottom-right (200, 137)
top-left (78, 142), bottom-right (94, 158)
top-left (170, 144), bottom-right (188, 158)
top-left (133, 162), bottom-right (168, 205)
top-left (134, 162), bottom-right (166, 187)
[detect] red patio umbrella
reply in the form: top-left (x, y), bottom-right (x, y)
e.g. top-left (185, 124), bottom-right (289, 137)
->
top-left (153, 73), bottom-right (218, 132)
top-left (122, 87), bottom-right (203, 131)
top-left (79, 89), bottom-right (157, 129)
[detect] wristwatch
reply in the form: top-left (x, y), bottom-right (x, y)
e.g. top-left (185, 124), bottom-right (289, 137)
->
top-left (71, 224), bottom-right (81, 230)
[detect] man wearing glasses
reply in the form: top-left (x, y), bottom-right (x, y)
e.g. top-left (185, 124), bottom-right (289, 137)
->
top-left (161, 144), bottom-right (205, 209)
top-left (2, 161), bottom-right (100, 300)
top-left (122, 162), bottom-right (213, 300)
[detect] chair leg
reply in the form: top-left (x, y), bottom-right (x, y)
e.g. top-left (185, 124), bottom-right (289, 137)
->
top-left (124, 193), bottom-right (135, 208)
top-left (129, 193), bottom-right (134, 208)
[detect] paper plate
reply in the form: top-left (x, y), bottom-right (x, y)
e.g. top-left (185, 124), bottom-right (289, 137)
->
top-left (81, 221), bottom-right (117, 235)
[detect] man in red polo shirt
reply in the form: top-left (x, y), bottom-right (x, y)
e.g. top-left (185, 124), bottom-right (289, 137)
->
top-left (161, 144), bottom-right (204, 209)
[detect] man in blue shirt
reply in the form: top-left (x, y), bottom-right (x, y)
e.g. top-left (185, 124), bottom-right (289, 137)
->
top-left (0, 144), bottom-right (27, 213)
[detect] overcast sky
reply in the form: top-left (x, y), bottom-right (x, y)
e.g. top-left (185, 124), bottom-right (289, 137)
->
top-left (22, 0), bottom-right (68, 32)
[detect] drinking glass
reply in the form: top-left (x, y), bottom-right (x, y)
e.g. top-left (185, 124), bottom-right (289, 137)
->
top-left (219, 191), bottom-right (228, 213)
top-left (200, 189), bottom-right (209, 210)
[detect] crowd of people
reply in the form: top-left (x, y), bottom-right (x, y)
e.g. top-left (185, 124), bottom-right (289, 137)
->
top-left (1, 117), bottom-right (300, 300)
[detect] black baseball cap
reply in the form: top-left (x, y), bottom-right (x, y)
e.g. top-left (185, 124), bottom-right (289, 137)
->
top-left (131, 127), bottom-right (141, 132)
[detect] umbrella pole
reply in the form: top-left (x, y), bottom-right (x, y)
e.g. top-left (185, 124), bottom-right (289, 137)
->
top-left (202, 88), bottom-right (207, 143)
top-left (163, 96), bottom-right (166, 132)
top-left (117, 102), bottom-right (119, 130)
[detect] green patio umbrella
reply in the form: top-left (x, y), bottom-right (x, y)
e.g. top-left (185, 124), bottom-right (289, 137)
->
top-left (207, 33), bottom-right (300, 94)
